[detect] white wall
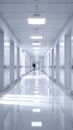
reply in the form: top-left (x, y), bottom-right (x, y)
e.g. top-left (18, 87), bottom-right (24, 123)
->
top-left (46, 13), bottom-right (73, 92)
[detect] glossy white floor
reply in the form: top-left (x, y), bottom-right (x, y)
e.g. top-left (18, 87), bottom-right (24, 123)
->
top-left (0, 70), bottom-right (73, 130)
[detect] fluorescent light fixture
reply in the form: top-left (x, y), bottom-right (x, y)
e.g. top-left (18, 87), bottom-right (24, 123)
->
top-left (31, 122), bottom-right (42, 127)
top-left (31, 36), bottom-right (42, 39)
top-left (32, 42), bottom-right (41, 46)
top-left (28, 18), bottom-right (46, 25)
top-left (32, 109), bottom-right (41, 113)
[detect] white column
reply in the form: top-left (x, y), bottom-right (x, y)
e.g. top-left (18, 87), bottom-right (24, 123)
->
top-left (64, 29), bottom-right (71, 89)
top-left (0, 30), bottom-right (4, 91)
top-left (17, 47), bottom-right (20, 79)
top-left (50, 51), bottom-right (52, 78)
top-left (49, 53), bottom-right (50, 77)
top-left (47, 53), bottom-right (49, 76)
top-left (52, 49), bottom-right (54, 79)
top-left (10, 40), bottom-right (14, 84)
top-left (56, 43), bottom-right (59, 83)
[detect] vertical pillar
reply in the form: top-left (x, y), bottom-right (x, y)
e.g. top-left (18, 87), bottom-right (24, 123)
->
top-left (50, 51), bottom-right (52, 78)
top-left (47, 53), bottom-right (49, 76)
top-left (64, 29), bottom-right (71, 89)
top-left (0, 30), bottom-right (4, 91)
top-left (52, 49), bottom-right (54, 79)
top-left (49, 52), bottom-right (50, 77)
top-left (56, 43), bottom-right (59, 82)
top-left (10, 40), bottom-right (14, 84)
top-left (17, 47), bottom-right (20, 79)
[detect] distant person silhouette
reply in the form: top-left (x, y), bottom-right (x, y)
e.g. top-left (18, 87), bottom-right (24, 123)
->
top-left (32, 63), bottom-right (36, 70)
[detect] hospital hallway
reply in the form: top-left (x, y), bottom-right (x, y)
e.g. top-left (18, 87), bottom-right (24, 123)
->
top-left (0, 0), bottom-right (73, 130)
top-left (0, 70), bottom-right (73, 130)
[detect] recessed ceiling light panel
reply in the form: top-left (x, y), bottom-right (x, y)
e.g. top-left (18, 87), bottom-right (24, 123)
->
top-left (31, 121), bottom-right (42, 127)
top-left (28, 18), bottom-right (46, 25)
top-left (32, 43), bottom-right (41, 46)
top-left (31, 36), bottom-right (42, 39)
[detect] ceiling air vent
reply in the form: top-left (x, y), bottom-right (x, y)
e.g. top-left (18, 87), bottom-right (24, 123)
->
top-left (33, 14), bottom-right (40, 17)
top-left (35, 41), bottom-right (38, 43)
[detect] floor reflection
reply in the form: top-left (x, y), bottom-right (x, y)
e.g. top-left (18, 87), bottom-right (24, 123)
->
top-left (0, 70), bottom-right (73, 130)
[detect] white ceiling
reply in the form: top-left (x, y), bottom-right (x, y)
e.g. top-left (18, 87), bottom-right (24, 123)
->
top-left (0, 0), bottom-right (73, 57)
